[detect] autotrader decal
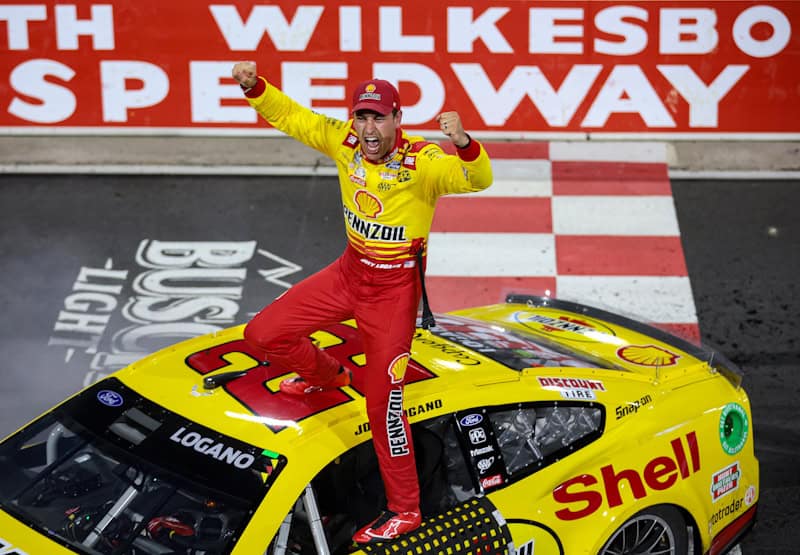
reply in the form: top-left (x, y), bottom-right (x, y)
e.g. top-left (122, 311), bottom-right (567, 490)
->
top-left (719, 403), bottom-right (749, 455)
top-left (708, 494), bottom-right (746, 531)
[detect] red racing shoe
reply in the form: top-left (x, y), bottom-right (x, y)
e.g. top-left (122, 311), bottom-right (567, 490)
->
top-left (279, 367), bottom-right (351, 396)
top-left (352, 509), bottom-right (422, 544)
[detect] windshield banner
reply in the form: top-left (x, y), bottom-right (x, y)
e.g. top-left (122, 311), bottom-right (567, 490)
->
top-left (1, 1), bottom-right (798, 135)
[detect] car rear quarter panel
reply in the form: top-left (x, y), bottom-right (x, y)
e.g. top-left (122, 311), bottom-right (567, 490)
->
top-left (479, 369), bottom-right (757, 554)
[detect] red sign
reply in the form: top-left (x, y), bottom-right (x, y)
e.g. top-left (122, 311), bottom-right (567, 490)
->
top-left (1, 1), bottom-right (797, 135)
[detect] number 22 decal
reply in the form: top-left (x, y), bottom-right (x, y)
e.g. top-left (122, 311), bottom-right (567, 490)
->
top-left (186, 322), bottom-right (434, 432)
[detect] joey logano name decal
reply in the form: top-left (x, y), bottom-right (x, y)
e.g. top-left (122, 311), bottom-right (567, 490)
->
top-left (170, 427), bottom-right (255, 469)
top-left (553, 431), bottom-right (700, 520)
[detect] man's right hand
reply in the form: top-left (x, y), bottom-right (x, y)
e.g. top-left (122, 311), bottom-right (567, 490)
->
top-left (232, 62), bottom-right (258, 89)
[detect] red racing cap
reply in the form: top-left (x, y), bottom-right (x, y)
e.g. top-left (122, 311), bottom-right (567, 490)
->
top-left (351, 79), bottom-right (401, 115)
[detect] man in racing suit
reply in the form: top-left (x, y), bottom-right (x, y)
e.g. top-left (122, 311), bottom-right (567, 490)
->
top-left (232, 61), bottom-right (493, 543)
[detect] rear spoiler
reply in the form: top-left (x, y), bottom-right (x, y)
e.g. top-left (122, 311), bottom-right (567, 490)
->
top-left (505, 294), bottom-right (743, 388)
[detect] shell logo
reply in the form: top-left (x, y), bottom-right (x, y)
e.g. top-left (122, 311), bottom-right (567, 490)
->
top-left (365, 83), bottom-right (376, 93)
top-left (354, 189), bottom-right (383, 218)
top-left (617, 344), bottom-right (680, 366)
top-left (388, 353), bottom-right (410, 384)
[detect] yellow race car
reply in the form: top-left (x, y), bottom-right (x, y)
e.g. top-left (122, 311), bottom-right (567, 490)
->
top-left (0, 295), bottom-right (757, 555)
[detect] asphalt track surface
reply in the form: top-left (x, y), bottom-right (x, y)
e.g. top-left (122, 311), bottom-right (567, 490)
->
top-left (0, 174), bottom-right (797, 553)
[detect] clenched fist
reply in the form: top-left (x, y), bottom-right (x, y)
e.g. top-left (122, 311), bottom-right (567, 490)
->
top-left (436, 111), bottom-right (469, 148)
top-left (232, 62), bottom-right (258, 89)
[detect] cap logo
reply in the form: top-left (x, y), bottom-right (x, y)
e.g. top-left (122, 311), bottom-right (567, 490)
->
top-left (359, 82), bottom-right (382, 102)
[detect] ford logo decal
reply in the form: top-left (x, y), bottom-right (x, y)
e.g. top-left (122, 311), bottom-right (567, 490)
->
top-left (460, 413), bottom-right (483, 426)
top-left (97, 390), bottom-right (124, 407)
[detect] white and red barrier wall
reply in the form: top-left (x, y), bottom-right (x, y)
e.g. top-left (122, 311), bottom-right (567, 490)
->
top-left (1, 1), bottom-right (798, 136)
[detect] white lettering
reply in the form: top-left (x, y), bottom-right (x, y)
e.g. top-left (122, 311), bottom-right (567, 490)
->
top-left (133, 269), bottom-right (246, 298)
top-left (582, 65), bottom-right (675, 127)
top-left (380, 6), bottom-right (433, 52)
top-left (447, 7), bottom-right (512, 53)
top-left (594, 6), bottom-right (648, 56)
top-left (281, 61), bottom-right (348, 120)
top-left (658, 65), bottom-right (749, 127)
top-left (54, 311), bottom-right (109, 335)
top-left (660, 8), bottom-right (717, 54)
top-left (733, 6), bottom-right (791, 58)
top-left (181, 431), bottom-right (201, 447)
top-left (101, 61), bottom-right (169, 122)
top-left (194, 437), bottom-right (214, 453)
top-left (190, 61), bottom-right (256, 123)
top-left (339, 5), bottom-right (361, 52)
top-left (530, 8), bottom-right (583, 54)
top-left (136, 240), bottom-right (257, 269)
top-left (0, 4), bottom-right (46, 49)
top-left (210, 4), bottom-right (322, 51)
top-left (453, 63), bottom-right (600, 126)
top-left (65, 292), bottom-right (117, 313)
top-left (8, 59), bottom-right (76, 123)
top-left (55, 4), bottom-right (114, 50)
top-left (205, 443), bottom-right (223, 458)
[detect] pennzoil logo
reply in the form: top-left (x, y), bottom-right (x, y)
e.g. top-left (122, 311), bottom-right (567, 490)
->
top-left (387, 389), bottom-right (409, 456)
top-left (354, 189), bottom-right (383, 218)
top-left (514, 310), bottom-right (616, 343)
top-left (359, 83), bottom-right (380, 101)
top-left (617, 344), bottom-right (680, 366)
top-left (388, 353), bottom-right (410, 384)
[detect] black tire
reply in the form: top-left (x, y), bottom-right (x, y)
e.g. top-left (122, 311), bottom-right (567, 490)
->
top-left (598, 505), bottom-right (689, 555)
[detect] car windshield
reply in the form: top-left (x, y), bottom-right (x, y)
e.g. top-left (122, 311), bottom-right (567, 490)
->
top-left (430, 314), bottom-right (624, 371)
top-left (0, 377), bottom-right (285, 554)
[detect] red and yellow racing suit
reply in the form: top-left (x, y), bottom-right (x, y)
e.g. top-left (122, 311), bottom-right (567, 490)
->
top-left (242, 77), bottom-right (493, 515)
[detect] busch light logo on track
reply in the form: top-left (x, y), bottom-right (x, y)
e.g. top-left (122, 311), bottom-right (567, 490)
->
top-left (97, 389), bottom-right (123, 407)
top-left (460, 413), bottom-right (483, 426)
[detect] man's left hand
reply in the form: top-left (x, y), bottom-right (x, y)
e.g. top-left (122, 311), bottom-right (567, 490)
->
top-left (437, 112), bottom-right (469, 148)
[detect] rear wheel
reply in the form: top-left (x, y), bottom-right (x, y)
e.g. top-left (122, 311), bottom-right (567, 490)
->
top-left (598, 505), bottom-right (688, 555)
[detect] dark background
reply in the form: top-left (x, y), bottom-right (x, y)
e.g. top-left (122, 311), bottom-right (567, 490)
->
top-left (672, 179), bottom-right (800, 554)
top-left (0, 174), bottom-right (797, 553)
